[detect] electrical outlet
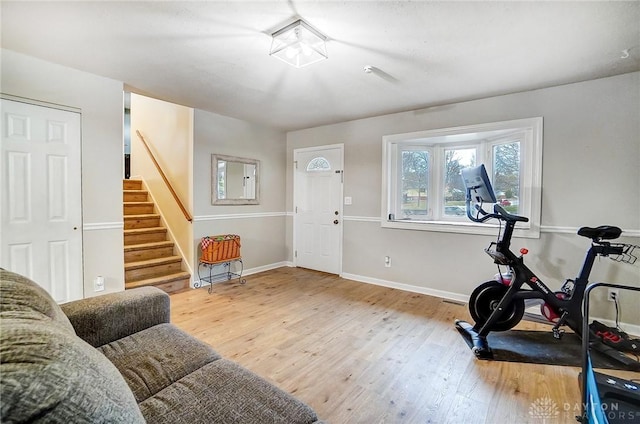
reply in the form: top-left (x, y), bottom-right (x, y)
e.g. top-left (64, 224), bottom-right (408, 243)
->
top-left (94, 276), bottom-right (105, 292)
top-left (384, 256), bottom-right (391, 267)
top-left (607, 288), bottom-right (619, 302)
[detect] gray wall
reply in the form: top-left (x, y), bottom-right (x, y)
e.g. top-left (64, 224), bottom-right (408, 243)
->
top-left (287, 72), bottom-right (640, 324)
top-left (3, 47), bottom-right (637, 326)
top-left (192, 109), bottom-right (288, 276)
top-left (1, 48), bottom-right (126, 296)
top-left (1, 48), bottom-right (290, 294)
top-left (130, 94), bottom-right (194, 276)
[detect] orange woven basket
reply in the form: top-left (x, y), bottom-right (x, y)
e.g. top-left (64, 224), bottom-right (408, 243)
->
top-left (200, 235), bottom-right (241, 264)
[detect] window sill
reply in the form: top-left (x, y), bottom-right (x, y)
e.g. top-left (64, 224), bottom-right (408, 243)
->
top-left (381, 218), bottom-right (540, 239)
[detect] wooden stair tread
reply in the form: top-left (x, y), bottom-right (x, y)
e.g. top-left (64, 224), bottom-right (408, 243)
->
top-left (123, 202), bottom-right (155, 216)
top-left (124, 241), bottom-right (174, 252)
top-left (125, 256), bottom-right (182, 270)
top-left (122, 180), bottom-right (188, 294)
top-left (125, 271), bottom-right (191, 290)
top-left (124, 214), bottom-right (161, 219)
top-left (124, 227), bottom-right (166, 234)
top-left (123, 180), bottom-right (142, 184)
top-left (123, 192), bottom-right (148, 199)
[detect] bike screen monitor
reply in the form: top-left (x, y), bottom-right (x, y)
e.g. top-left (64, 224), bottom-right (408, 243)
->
top-left (461, 164), bottom-right (497, 204)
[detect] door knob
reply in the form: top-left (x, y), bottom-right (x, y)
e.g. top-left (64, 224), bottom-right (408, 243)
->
top-left (333, 219), bottom-right (339, 225)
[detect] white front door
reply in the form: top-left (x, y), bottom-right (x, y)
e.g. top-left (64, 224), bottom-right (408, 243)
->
top-left (294, 145), bottom-right (343, 274)
top-left (1, 98), bottom-right (83, 302)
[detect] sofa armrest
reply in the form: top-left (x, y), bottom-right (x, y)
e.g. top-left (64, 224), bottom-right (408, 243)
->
top-left (60, 286), bottom-right (170, 347)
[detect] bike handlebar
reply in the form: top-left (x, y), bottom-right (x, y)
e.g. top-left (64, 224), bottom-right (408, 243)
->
top-left (494, 204), bottom-right (529, 223)
top-left (465, 197), bottom-right (529, 224)
top-left (466, 197), bottom-right (622, 254)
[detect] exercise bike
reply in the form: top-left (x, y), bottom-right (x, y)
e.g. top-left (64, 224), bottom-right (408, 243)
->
top-left (454, 164), bottom-right (636, 366)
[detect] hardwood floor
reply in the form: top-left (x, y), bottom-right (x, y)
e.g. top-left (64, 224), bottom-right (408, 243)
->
top-left (170, 267), bottom-right (593, 423)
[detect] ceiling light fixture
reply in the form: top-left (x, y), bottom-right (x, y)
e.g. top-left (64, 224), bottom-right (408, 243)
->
top-left (270, 19), bottom-right (327, 68)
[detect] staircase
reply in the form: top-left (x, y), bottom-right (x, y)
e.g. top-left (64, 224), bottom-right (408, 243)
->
top-left (123, 180), bottom-right (190, 293)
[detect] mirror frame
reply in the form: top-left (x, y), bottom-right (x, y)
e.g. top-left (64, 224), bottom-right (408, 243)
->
top-left (211, 154), bottom-right (260, 205)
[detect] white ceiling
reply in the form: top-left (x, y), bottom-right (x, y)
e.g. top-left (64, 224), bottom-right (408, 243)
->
top-left (2, 1), bottom-right (639, 131)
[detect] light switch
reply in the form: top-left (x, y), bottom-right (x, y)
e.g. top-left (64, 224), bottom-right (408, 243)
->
top-left (344, 196), bottom-right (352, 205)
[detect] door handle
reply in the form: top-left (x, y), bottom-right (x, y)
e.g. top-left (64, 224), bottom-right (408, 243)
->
top-left (333, 219), bottom-right (339, 225)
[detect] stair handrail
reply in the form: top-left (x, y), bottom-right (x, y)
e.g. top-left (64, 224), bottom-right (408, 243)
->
top-left (135, 130), bottom-right (193, 222)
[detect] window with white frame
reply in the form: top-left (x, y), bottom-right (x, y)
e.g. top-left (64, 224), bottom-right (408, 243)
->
top-left (382, 117), bottom-right (543, 238)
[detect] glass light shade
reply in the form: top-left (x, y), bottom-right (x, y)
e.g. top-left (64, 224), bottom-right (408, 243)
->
top-left (270, 19), bottom-right (327, 68)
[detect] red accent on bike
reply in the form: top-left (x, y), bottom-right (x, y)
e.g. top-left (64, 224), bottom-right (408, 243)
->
top-left (541, 292), bottom-right (567, 323)
top-left (520, 248), bottom-right (529, 255)
top-left (541, 303), bottom-right (560, 323)
top-left (595, 330), bottom-right (623, 344)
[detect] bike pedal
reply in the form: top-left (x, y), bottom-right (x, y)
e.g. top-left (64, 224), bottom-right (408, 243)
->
top-left (553, 328), bottom-right (565, 339)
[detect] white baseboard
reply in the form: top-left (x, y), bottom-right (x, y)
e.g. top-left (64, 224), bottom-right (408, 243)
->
top-left (192, 261), bottom-right (292, 288)
top-left (191, 264), bottom-right (640, 336)
top-left (340, 272), bottom-right (469, 304)
top-left (193, 264), bottom-right (467, 303)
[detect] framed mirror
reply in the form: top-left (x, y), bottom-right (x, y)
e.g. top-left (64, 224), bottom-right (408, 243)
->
top-left (211, 154), bottom-right (260, 205)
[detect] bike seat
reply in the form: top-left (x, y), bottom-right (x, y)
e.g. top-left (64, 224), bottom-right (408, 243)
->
top-left (577, 226), bottom-right (622, 241)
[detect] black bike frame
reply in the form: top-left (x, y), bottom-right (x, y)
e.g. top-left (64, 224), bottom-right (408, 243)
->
top-left (474, 218), bottom-right (620, 338)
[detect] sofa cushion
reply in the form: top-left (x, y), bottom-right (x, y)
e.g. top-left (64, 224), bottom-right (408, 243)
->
top-left (0, 269), bottom-right (74, 333)
top-left (98, 323), bottom-right (221, 402)
top-left (139, 359), bottom-right (319, 424)
top-left (1, 316), bottom-right (145, 423)
top-left (1, 269), bottom-right (144, 423)
top-left (61, 286), bottom-right (171, 348)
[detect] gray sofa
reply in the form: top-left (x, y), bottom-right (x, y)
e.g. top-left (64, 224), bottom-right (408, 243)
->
top-left (0, 269), bottom-right (322, 423)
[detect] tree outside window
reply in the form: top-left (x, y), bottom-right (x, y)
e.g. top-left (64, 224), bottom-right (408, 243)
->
top-left (492, 142), bottom-right (520, 213)
top-left (444, 148), bottom-right (476, 215)
top-left (382, 117), bottom-right (542, 238)
top-left (401, 150), bottom-right (429, 217)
